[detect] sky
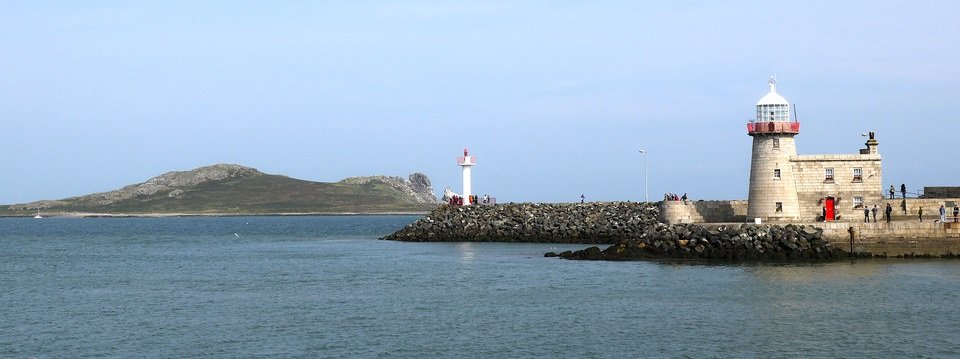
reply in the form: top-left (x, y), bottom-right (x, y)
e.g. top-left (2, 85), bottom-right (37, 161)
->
top-left (2, 1), bottom-right (958, 204)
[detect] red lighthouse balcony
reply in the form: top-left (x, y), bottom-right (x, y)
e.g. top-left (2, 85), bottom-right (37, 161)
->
top-left (747, 121), bottom-right (800, 135)
top-left (457, 156), bottom-right (476, 166)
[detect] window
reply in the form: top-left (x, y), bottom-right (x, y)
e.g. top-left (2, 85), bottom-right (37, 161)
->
top-left (853, 196), bottom-right (864, 208)
top-left (774, 168), bottom-right (781, 179)
top-left (773, 138), bottom-right (780, 149)
top-left (853, 167), bottom-right (863, 182)
top-left (757, 104), bottom-right (790, 122)
top-left (824, 168), bottom-right (835, 182)
top-left (775, 202), bottom-right (783, 213)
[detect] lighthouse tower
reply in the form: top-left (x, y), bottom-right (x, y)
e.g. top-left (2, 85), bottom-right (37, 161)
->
top-left (457, 148), bottom-right (476, 205)
top-left (747, 77), bottom-right (801, 222)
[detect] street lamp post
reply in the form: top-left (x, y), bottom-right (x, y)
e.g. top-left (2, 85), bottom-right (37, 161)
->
top-left (638, 150), bottom-right (648, 202)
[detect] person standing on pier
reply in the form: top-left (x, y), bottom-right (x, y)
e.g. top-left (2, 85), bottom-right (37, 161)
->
top-left (941, 205), bottom-right (947, 223)
top-left (885, 203), bottom-right (893, 224)
top-left (954, 205), bottom-right (959, 223)
top-left (901, 183), bottom-right (907, 199)
top-left (864, 207), bottom-right (870, 222)
top-left (872, 205), bottom-right (878, 223)
top-left (889, 185), bottom-right (895, 199)
top-left (918, 207), bottom-right (923, 222)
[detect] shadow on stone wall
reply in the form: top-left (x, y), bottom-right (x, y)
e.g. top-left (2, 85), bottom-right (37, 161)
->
top-left (700, 201), bottom-right (747, 223)
top-left (660, 200), bottom-right (748, 224)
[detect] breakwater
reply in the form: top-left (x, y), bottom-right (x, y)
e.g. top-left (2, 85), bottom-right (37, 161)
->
top-left (548, 223), bottom-right (845, 261)
top-left (382, 202), bottom-right (659, 243)
top-left (383, 202), bottom-right (846, 260)
top-left (383, 202), bottom-right (960, 259)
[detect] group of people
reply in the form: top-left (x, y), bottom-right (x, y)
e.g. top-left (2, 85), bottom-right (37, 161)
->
top-left (447, 195), bottom-right (469, 206)
top-left (861, 203), bottom-right (896, 223)
top-left (448, 194), bottom-right (491, 206)
top-left (919, 205), bottom-right (960, 223)
top-left (938, 204), bottom-right (960, 223)
top-left (863, 203), bottom-right (960, 223)
top-left (889, 183), bottom-right (908, 199)
top-left (663, 192), bottom-right (687, 201)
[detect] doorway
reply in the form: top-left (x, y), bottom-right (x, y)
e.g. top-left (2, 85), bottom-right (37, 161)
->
top-left (824, 197), bottom-right (836, 221)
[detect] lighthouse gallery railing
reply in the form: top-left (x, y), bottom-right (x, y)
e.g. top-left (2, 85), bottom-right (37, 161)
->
top-left (746, 121), bottom-right (800, 135)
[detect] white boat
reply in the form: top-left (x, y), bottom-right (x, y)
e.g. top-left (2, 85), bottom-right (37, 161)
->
top-left (34, 207), bottom-right (43, 219)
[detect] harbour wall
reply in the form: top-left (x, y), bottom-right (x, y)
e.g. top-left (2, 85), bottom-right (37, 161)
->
top-left (384, 202), bottom-right (960, 257)
top-left (659, 200), bottom-right (748, 224)
top-left (820, 221), bottom-right (960, 257)
top-left (661, 198), bottom-right (960, 224)
top-left (660, 199), bottom-right (960, 256)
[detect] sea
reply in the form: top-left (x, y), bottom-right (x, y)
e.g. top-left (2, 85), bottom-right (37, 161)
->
top-left (2, 215), bottom-right (959, 358)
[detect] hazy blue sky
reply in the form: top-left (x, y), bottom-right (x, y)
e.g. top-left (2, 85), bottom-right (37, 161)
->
top-left (2, 1), bottom-right (958, 204)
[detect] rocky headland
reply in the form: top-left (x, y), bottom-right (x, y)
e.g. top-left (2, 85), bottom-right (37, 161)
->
top-left (3, 164), bottom-right (440, 216)
top-left (383, 202), bottom-right (846, 261)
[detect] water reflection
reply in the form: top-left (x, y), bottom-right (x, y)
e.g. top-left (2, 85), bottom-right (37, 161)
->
top-left (656, 259), bottom-right (895, 282)
top-left (457, 242), bottom-right (475, 263)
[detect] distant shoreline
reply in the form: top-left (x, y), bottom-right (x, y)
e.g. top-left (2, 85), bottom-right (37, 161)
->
top-left (1, 211), bottom-right (430, 218)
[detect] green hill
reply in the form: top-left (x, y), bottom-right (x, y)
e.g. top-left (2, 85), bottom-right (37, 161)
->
top-left (2, 164), bottom-right (439, 216)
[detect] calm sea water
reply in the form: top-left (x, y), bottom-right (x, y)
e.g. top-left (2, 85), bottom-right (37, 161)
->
top-left (2, 216), bottom-right (960, 358)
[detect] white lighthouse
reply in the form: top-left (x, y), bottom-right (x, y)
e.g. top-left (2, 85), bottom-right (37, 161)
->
top-left (747, 77), bottom-right (802, 222)
top-left (457, 148), bottom-right (476, 205)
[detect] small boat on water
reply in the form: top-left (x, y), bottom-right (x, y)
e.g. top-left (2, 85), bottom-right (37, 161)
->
top-left (34, 207), bottom-right (43, 219)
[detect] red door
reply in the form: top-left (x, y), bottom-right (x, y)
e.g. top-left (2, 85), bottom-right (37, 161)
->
top-left (824, 197), bottom-right (836, 221)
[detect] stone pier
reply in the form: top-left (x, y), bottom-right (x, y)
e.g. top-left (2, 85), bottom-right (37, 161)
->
top-left (384, 202), bottom-right (960, 258)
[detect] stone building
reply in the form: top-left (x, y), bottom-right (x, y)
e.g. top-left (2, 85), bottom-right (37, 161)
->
top-left (661, 79), bottom-right (960, 233)
top-left (747, 78), bottom-right (883, 223)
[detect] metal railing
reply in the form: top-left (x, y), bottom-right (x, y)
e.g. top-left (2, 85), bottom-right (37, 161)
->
top-left (457, 156), bottom-right (476, 165)
top-left (746, 121), bottom-right (800, 135)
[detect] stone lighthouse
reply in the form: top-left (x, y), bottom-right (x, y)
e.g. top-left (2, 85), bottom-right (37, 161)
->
top-left (747, 77), bottom-right (802, 222)
top-left (457, 148), bottom-right (476, 205)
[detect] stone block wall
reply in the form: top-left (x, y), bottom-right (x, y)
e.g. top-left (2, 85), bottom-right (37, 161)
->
top-left (791, 153), bottom-right (883, 222)
top-left (882, 198), bottom-right (960, 221)
top-left (818, 221), bottom-right (960, 257)
top-left (816, 221), bottom-right (957, 240)
top-left (660, 200), bottom-right (748, 224)
top-left (660, 197), bottom-right (960, 226)
top-left (747, 135), bottom-right (802, 221)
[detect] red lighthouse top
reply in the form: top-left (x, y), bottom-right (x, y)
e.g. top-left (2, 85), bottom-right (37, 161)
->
top-left (747, 121), bottom-right (800, 135)
top-left (747, 77), bottom-right (800, 136)
top-left (457, 148), bottom-right (475, 166)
